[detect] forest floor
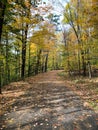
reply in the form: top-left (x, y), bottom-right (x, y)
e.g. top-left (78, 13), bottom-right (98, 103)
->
top-left (0, 70), bottom-right (98, 130)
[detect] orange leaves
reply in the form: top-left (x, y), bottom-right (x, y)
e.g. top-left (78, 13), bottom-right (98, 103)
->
top-left (24, 0), bottom-right (31, 8)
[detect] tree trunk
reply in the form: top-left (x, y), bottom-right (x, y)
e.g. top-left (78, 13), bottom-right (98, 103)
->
top-left (78, 51), bottom-right (81, 75)
top-left (88, 61), bottom-right (92, 79)
top-left (52, 56), bottom-right (55, 70)
top-left (21, 1), bottom-right (30, 78)
top-left (5, 32), bottom-right (10, 83)
top-left (0, 65), bottom-right (2, 94)
top-left (41, 55), bottom-right (45, 73)
top-left (21, 23), bottom-right (28, 78)
top-left (21, 35), bottom-right (26, 78)
top-left (0, 1), bottom-right (7, 92)
top-left (28, 43), bottom-right (31, 76)
top-left (0, 0), bottom-right (7, 45)
top-left (21, 36), bottom-right (27, 78)
top-left (45, 53), bottom-right (48, 72)
top-left (35, 49), bottom-right (41, 74)
top-left (81, 52), bottom-right (86, 76)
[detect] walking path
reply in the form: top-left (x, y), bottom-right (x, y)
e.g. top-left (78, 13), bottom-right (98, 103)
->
top-left (0, 70), bottom-right (98, 130)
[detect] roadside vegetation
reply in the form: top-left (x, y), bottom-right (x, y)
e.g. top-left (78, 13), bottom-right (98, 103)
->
top-left (58, 71), bottom-right (98, 113)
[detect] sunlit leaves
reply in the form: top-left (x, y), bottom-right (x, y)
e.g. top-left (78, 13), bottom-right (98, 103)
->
top-left (62, 0), bottom-right (98, 74)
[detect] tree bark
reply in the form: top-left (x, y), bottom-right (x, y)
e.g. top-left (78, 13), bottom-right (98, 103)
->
top-left (28, 43), bottom-right (31, 76)
top-left (0, 0), bottom-right (7, 44)
top-left (21, 25), bottom-right (28, 78)
top-left (0, 1), bottom-right (7, 94)
top-left (5, 32), bottom-right (10, 83)
top-left (81, 52), bottom-right (86, 76)
top-left (45, 53), bottom-right (48, 72)
top-left (88, 61), bottom-right (92, 79)
top-left (35, 49), bottom-right (41, 74)
top-left (0, 65), bottom-right (2, 94)
top-left (21, 1), bottom-right (30, 78)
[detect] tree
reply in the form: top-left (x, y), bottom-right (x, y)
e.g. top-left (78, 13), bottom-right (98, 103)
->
top-left (31, 22), bottom-right (56, 73)
top-left (0, 0), bottom-right (7, 45)
top-left (62, 0), bottom-right (91, 77)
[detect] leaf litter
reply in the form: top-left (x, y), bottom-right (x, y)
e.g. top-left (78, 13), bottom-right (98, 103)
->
top-left (0, 70), bottom-right (98, 130)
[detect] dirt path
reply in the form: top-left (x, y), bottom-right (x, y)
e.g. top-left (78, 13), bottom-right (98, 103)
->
top-left (0, 70), bottom-right (98, 130)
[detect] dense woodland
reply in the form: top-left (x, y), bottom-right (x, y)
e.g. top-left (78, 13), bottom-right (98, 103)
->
top-left (0, 0), bottom-right (98, 94)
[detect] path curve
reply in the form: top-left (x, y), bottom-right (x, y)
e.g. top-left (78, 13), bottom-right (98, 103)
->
top-left (1, 70), bottom-right (98, 130)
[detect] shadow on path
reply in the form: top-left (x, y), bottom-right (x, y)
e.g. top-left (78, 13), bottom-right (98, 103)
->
top-left (1, 70), bottom-right (98, 130)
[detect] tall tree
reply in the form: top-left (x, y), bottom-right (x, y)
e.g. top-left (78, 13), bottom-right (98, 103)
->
top-left (0, 0), bottom-right (7, 45)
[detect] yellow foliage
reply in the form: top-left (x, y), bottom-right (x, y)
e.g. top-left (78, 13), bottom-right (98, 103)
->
top-left (30, 43), bottom-right (37, 53)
